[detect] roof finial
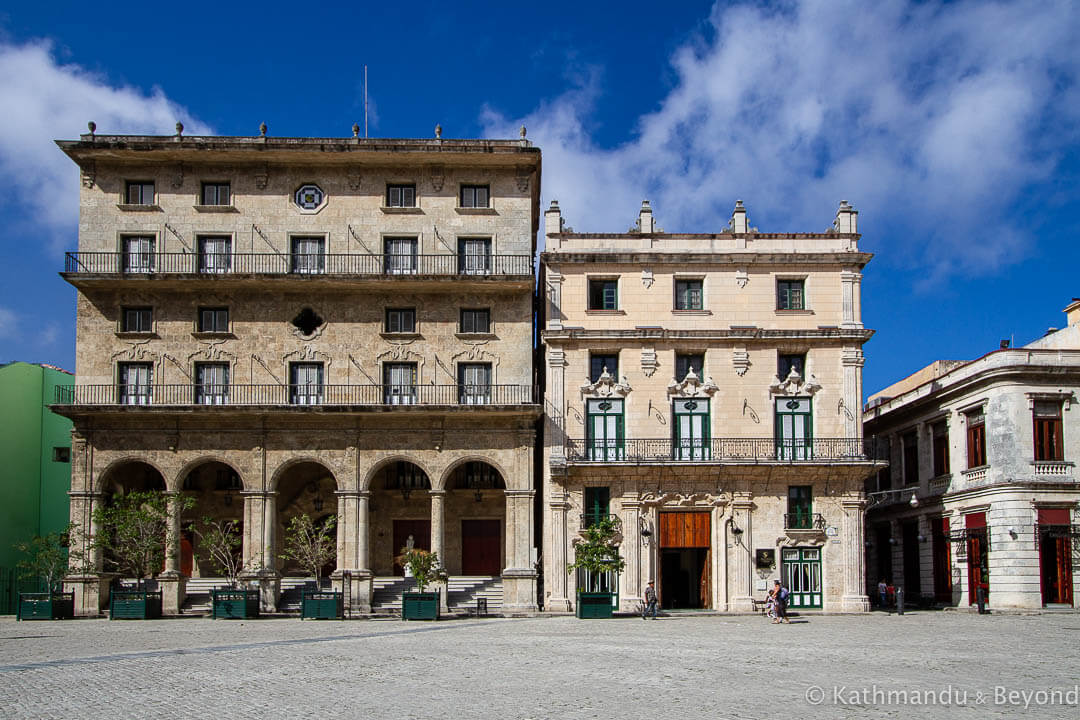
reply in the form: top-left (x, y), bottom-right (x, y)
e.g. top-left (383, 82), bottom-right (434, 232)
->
top-left (435, 124), bottom-right (442, 139)
top-left (87, 121), bottom-right (96, 138)
top-left (175, 121), bottom-right (184, 137)
top-left (352, 123), bottom-right (360, 138)
top-left (259, 122), bottom-right (267, 137)
top-left (520, 125), bottom-right (527, 139)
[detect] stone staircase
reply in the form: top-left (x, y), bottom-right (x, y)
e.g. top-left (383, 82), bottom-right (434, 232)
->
top-left (180, 577), bottom-right (230, 614)
top-left (277, 578), bottom-right (328, 612)
top-left (371, 576), bottom-right (503, 616)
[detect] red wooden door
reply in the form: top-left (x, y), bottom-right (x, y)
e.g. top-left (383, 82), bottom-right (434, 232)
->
top-left (659, 512), bottom-right (710, 548)
top-left (1039, 508), bottom-right (1073, 605)
top-left (180, 531), bottom-right (194, 577)
top-left (393, 520), bottom-right (431, 575)
top-left (965, 513), bottom-right (988, 605)
top-left (461, 519), bottom-right (502, 575)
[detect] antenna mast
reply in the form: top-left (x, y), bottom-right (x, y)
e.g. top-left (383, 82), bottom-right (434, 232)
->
top-left (364, 65), bottom-right (368, 138)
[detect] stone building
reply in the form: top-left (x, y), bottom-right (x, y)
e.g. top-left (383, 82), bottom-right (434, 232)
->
top-left (539, 199), bottom-right (885, 614)
top-left (863, 301), bottom-right (1080, 610)
top-left (54, 127), bottom-right (541, 616)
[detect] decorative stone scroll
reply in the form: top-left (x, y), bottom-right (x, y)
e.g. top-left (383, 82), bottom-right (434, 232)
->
top-left (640, 490), bottom-right (726, 508)
top-left (769, 368), bottom-right (822, 397)
top-left (732, 348), bottom-right (751, 376)
top-left (640, 348), bottom-right (658, 377)
top-left (666, 367), bottom-right (718, 397)
top-left (580, 367), bottom-right (632, 398)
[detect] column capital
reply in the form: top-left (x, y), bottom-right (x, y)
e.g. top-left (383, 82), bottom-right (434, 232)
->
top-left (69, 491), bottom-right (105, 500)
top-left (505, 489), bottom-right (536, 498)
top-left (428, 489), bottom-right (447, 497)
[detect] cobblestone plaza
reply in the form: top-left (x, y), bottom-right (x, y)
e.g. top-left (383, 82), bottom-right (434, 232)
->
top-left (2, 613), bottom-right (1077, 719)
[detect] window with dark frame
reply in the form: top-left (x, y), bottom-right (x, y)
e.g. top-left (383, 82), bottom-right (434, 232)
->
top-left (1033, 400), bottom-right (1064, 461)
top-left (290, 236), bottom-right (325, 274)
top-left (588, 279), bottom-right (618, 310)
top-left (125, 181), bottom-right (155, 205)
top-left (787, 486), bottom-right (814, 529)
top-left (460, 184), bottom-right (490, 208)
top-left (932, 421), bottom-right (950, 477)
top-left (201, 182), bottom-right (231, 206)
top-left (674, 279), bottom-right (704, 310)
top-left (458, 363), bottom-right (492, 404)
top-left (589, 353), bottom-right (618, 383)
top-left (777, 279), bottom-right (805, 310)
top-left (121, 307), bottom-right (153, 333)
top-left (460, 308), bottom-right (491, 334)
top-left (458, 237), bottom-right (492, 274)
top-left (290, 362), bottom-right (324, 405)
top-left (198, 307), bottom-right (229, 333)
top-left (195, 362), bottom-right (230, 405)
top-left (386, 184), bottom-right (416, 208)
top-left (384, 362), bottom-right (418, 404)
top-left (384, 236), bottom-right (418, 275)
top-left (385, 308), bottom-right (417, 334)
top-left (118, 362), bottom-right (153, 405)
top-left (966, 412), bottom-right (987, 468)
top-left (122, 236), bottom-right (155, 273)
top-left (902, 431), bottom-right (919, 485)
top-left (675, 352), bottom-right (705, 380)
top-left (778, 353), bottom-right (806, 380)
top-left (198, 236), bottom-right (232, 273)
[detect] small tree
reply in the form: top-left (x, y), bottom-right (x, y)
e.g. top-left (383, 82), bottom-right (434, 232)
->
top-left (567, 515), bottom-right (625, 593)
top-left (92, 491), bottom-right (194, 589)
top-left (397, 548), bottom-right (440, 594)
top-left (280, 514), bottom-right (337, 588)
top-left (194, 517), bottom-right (243, 588)
top-left (13, 524), bottom-right (87, 593)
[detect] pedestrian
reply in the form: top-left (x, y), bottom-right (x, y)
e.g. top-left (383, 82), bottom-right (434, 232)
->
top-left (765, 587), bottom-right (777, 621)
top-left (642, 580), bottom-right (658, 620)
top-left (772, 580), bottom-right (790, 623)
top-left (878, 578), bottom-right (888, 610)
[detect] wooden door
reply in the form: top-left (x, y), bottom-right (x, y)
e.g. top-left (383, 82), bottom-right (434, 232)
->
top-left (393, 520), bottom-right (431, 575)
top-left (965, 512), bottom-right (988, 605)
top-left (461, 519), bottom-right (502, 575)
top-left (659, 512), bottom-right (710, 548)
top-left (180, 530), bottom-right (194, 577)
top-left (1039, 508), bottom-right (1073, 605)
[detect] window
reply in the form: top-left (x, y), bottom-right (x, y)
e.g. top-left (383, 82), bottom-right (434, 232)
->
top-left (876, 466), bottom-right (892, 492)
top-left (1033, 401), bottom-right (1064, 461)
top-left (290, 362), bottom-right (324, 405)
top-left (121, 307), bottom-right (152, 333)
top-left (787, 486), bottom-right (814, 529)
top-left (588, 279), bottom-right (618, 310)
top-left (775, 397), bottom-right (812, 460)
top-left (125, 181), bottom-right (154, 205)
top-left (122, 236), bottom-right (155, 273)
top-left (290, 236), bottom-right (325, 274)
top-left (460, 308), bottom-right (491, 334)
top-left (966, 412), bottom-right (986, 468)
top-left (384, 237), bottom-right (417, 275)
top-left (118, 362), bottom-right (152, 405)
top-left (195, 362), bottom-right (229, 405)
top-left (778, 353), bottom-right (806, 380)
top-left (583, 487), bottom-right (610, 528)
top-left (777, 279), bottom-right (805, 310)
top-left (674, 279), bottom-right (703, 310)
top-left (53, 447), bottom-right (71, 463)
top-left (385, 308), bottom-right (416, 334)
top-left (198, 307), bottom-right (229, 333)
top-left (932, 421), bottom-right (950, 476)
top-left (198, 236), bottom-right (231, 273)
top-left (460, 184), bottom-right (489, 208)
top-left (386, 184), bottom-right (415, 208)
top-left (902, 431), bottom-right (919, 485)
top-left (673, 398), bottom-right (710, 460)
top-left (589, 353), bottom-right (618, 383)
top-left (586, 398), bottom-right (624, 461)
top-left (458, 238), bottom-right (491, 275)
top-left (201, 182), bottom-right (230, 206)
top-left (384, 363), bottom-right (417, 404)
top-left (458, 363), bottom-right (492, 404)
top-left (675, 352), bottom-right (705, 381)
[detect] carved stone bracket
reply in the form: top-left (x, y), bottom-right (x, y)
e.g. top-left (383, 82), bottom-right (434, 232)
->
top-left (641, 269), bottom-right (654, 289)
top-left (769, 368), bottom-right (822, 397)
top-left (640, 490), bottom-right (726, 508)
top-left (641, 348), bottom-right (658, 377)
top-left (732, 348), bottom-right (751, 376)
top-left (429, 165), bottom-right (445, 192)
top-left (171, 163), bottom-right (185, 188)
top-left (735, 268), bottom-right (749, 288)
top-left (667, 367), bottom-right (718, 397)
top-left (515, 165), bottom-right (531, 193)
top-left (580, 368), bottom-right (632, 398)
top-left (80, 160), bottom-right (96, 188)
top-left (347, 172), bottom-right (362, 191)
top-left (254, 164), bottom-right (269, 190)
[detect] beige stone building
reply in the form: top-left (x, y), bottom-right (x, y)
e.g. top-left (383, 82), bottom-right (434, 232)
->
top-left (540, 199), bottom-right (885, 614)
top-left (864, 301), bottom-right (1080, 610)
top-left (54, 127), bottom-right (541, 616)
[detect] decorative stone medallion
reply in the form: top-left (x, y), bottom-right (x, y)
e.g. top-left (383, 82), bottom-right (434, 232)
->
top-left (294, 184), bottom-right (325, 211)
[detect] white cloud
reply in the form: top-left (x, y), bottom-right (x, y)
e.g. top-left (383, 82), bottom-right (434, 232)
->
top-left (482, 0), bottom-right (1079, 275)
top-left (0, 307), bottom-right (13, 337)
top-left (0, 38), bottom-right (212, 252)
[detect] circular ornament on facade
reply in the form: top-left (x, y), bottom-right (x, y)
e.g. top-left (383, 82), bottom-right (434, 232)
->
top-left (597, 401), bottom-right (612, 411)
top-left (684, 400), bottom-right (699, 410)
top-left (786, 399), bottom-right (800, 410)
top-left (294, 184), bottom-right (325, 210)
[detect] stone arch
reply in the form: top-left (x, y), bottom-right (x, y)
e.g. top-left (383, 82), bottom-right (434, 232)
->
top-left (95, 456), bottom-right (168, 494)
top-left (269, 456), bottom-right (340, 492)
top-left (273, 458), bottom-right (341, 577)
top-left (360, 455), bottom-right (435, 492)
top-left (439, 455), bottom-right (510, 492)
top-left (175, 456), bottom-right (246, 492)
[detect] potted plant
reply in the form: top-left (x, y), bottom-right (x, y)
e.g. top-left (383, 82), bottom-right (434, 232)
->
top-left (398, 547), bottom-right (441, 620)
top-left (13, 527), bottom-right (81, 620)
top-left (93, 490), bottom-right (193, 619)
top-left (568, 515), bottom-right (625, 619)
top-left (280, 514), bottom-right (340, 619)
top-left (194, 517), bottom-right (260, 619)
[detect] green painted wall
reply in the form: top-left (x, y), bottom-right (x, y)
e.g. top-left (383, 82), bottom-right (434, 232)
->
top-left (0, 362), bottom-right (73, 571)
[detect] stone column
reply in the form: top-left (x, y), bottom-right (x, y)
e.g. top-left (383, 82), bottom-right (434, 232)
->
top-left (620, 496), bottom-right (643, 610)
top-left (239, 491), bottom-right (279, 611)
top-left (729, 493), bottom-right (755, 612)
top-left (502, 488), bottom-right (539, 614)
top-left (67, 491), bottom-right (110, 616)
top-left (547, 490), bottom-right (571, 612)
top-left (840, 496), bottom-right (870, 612)
top-left (158, 491), bottom-right (187, 615)
top-left (352, 491), bottom-right (373, 613)
top-left (841, 348), bottom-right (865, 440)
top-left (429, 489), bottom-right (449, 614)
top-left (547, 348), bottom-right (567, 464)
top-left (840, 270), bottom-right (863, 329)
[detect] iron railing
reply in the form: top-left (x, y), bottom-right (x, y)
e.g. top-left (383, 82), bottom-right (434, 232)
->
top-left (63, 252), bottom-right (533, 277)
top-left (54, 384), bottom-right (536, 407)
top-left (784, 512), bottom-right (826, 531)
top-left (579, 513), bottom-right (621, 531)
top-left (565, 437), bottom-right (887, 463)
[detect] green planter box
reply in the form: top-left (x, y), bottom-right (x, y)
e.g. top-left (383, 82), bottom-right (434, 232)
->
top-left (301, 590), bottom-right (343, 620)
top-left (17, 592), bottom-right (74, 621)
top-left (576, 592), bottom-right (615, 619)
top-left (212, 588), bottom-right (260, 619)
top-left (402, 591), bottom-right (439, 620)
top-left (110, 590), bottom-right (163, 620)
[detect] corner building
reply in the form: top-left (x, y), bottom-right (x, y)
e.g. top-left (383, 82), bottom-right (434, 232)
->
top-left (55, 129), bottom-right (541, 616)
top-left (540, 199), bottom-right (885, 613)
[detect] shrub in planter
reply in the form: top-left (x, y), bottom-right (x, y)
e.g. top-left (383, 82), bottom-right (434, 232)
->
top-left (13, 527), bottom-right (83, 621)
top-left (568, 516), bottom-right (625, 619)
top-left (281, 513), bottom-right (341, 618)
top-left (195, 517), bottom-right (261, 618)
top-left (398, 548), bottom-right (441, 620)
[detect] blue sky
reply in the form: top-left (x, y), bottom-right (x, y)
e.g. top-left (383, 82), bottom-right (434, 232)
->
top-left (0, 0), bottom-right (1077, 398)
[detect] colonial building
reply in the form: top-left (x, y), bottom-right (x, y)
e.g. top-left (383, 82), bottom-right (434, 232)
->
top-left (54, 126), bottom-right (541, 616)
top-left (863, 301), bottom-right (1080, 610)
top-left (539, 199), bottom-right (885, 614)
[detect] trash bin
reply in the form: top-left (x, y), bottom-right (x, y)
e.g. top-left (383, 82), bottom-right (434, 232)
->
top-left (477, 598), bottom-right (488, 617)
top-left (896, 587), bottom-right (905, 615)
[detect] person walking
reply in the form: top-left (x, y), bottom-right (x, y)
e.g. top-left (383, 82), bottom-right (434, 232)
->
top-left (878, 578), bottom-right (889, 611)
top-left (772, 580), bottom-right (790, 624)
top-left (642, 581), bottom-right (658, 620)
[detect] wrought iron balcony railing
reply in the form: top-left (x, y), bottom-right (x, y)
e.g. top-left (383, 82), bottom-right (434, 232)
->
top-left (63, 252), bottom-right (534, 277)
top-left (564, 437), bottom-right (887, 463)
top-left (54, 383), bottom-right (536, 407)
top-left (579, 513), bottom-right (621, 531)
top-left (784, 512), bottom-right (825, 531)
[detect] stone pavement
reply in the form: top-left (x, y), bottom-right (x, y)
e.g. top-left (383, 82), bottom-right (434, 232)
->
top-left (1, 611), bottom-right (1078, 719)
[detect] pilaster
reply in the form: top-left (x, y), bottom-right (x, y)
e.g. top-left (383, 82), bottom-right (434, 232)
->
top-left (840, 496), bottom-right (871, 612)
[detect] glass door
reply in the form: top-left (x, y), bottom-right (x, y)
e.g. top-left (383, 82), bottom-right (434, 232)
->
top-left (782, 547), bottom-right (822, 608)
top-left (586, 398), bottom-right (624, 461)
top-left (673, 398), bottom-right (710, 460)
top-left (776, 397), bottom-right (812, 460)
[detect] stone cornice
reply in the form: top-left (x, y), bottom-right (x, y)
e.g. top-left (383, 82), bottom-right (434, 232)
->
top-left (541, 250), bottom-right (871, 266)
top-left (543, 327), bottom-right (875, 343)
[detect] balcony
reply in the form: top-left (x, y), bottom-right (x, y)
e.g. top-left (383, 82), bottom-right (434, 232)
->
top-left (564, 437), bottom-right (886, 464)
top-left (61, 252), bottom-right (534, 285)
top-left (579, 513), bottom-right (621, 531)
top-left (53, 383), bottom-right (537, 410)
